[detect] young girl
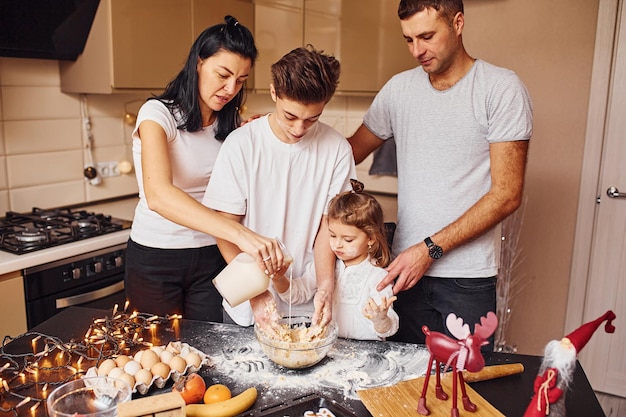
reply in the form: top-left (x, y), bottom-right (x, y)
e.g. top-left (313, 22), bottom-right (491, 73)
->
top-left (327, 179), bottom-right (399, 340)
top-left (272, 180), bottom-right (399, 340)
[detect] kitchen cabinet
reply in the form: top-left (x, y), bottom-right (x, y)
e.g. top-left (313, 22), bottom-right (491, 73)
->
top-left (60, 0), bottom-right (254, 94)
top-left (60, 0), bottom-right (191, 94)
top-left (254, 0), bottom-right (304, 91)
top-left (0, 271), bottom-right (27, 338)
top-left (254, 0), bottom-right (416, 93)
top-left (305, 0), bottom-right (415, 92)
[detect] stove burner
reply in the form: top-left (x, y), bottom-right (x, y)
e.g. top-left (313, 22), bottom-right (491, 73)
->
top-left (0, 207), bottom-right (131, 255)
top-left (76, 219), bottom-right (99, 231)
top-left (15, 228), bottom-right (48, 243)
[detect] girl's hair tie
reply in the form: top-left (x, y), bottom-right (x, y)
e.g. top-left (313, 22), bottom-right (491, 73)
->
top-left (350, 178), bottom-right (364, 193)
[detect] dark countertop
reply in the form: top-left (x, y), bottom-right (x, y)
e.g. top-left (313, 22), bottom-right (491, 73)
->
top-left (0, 307), bottom-right (606, 417)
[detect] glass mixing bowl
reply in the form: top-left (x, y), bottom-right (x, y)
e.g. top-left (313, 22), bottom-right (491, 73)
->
top-left (254, 316), bottom-right (338, 369)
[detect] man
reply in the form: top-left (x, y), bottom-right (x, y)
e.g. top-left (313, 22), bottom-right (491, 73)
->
top-left (348, 0), bottom-right (533, 343)
top-left (204, 46), bottom-right (356, 328)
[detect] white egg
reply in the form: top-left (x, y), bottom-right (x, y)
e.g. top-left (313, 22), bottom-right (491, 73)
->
top-left (159, 350), bottom-right (174, 365)
top-left (123, 360), bottom-right (142, 376)
top-left (108, 366), bottom-right (125, 379)
top-left (133, 350), bottom-right (144, 364)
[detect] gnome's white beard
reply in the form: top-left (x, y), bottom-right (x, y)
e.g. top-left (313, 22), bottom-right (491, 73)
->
top-left (540, 339), bottom-right (577, 389)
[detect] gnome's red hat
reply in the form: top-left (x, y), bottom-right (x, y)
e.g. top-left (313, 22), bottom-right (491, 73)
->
top-left (565, 310), bottom-right (616, 353)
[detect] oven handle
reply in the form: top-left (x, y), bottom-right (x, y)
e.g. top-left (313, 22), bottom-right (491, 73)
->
top-left (55, 281), bottom-right (125, 309)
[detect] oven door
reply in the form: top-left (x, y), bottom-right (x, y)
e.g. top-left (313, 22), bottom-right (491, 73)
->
top-left (24, 244), bottom-right (127, 329)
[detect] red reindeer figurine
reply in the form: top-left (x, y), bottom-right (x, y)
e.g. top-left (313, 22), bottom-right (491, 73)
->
top-left (418, 311), bottom-right (498, 417)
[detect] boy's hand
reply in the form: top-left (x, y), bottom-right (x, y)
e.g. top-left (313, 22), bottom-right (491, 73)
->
top-left (250, 292), bottom-right (283, 337)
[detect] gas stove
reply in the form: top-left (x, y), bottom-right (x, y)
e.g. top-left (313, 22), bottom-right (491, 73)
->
top-left (0, 207), bottom-right (132, 255)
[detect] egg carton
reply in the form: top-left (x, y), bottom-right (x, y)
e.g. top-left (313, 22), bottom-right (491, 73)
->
top-left (85, 341), bottom-right (210, 395)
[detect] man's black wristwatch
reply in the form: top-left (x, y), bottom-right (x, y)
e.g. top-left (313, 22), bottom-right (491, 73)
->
top-left (424, 237), bottom-right (443, 259)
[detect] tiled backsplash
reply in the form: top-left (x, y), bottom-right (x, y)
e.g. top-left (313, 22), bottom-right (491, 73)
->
top-left (0, 57), bottom-right (396, 215)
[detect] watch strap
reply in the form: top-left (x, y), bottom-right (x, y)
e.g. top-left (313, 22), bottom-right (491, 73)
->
top-left (424, 236), bottom-right (443, 259)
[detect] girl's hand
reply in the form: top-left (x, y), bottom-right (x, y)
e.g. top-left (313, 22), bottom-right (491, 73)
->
top-left (362, 295), bottom-right (397, 322)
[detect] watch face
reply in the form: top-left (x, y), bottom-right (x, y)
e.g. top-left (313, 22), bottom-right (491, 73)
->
top-left (429, 245), bottom-right (443, 259)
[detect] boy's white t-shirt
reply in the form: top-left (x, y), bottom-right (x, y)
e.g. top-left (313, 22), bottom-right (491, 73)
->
top-left (203, 114), bottom-right (356, 325)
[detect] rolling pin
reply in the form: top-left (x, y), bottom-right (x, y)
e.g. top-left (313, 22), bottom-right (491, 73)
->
top-left (459, 363), bottom-right (525, 382)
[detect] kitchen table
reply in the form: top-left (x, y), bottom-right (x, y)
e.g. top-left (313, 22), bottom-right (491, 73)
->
top-left (0, 307), bottom-right (606, 417)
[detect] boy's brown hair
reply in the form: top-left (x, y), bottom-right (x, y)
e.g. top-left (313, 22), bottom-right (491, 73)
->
top-left (271, 45), bottom-right (341, 105)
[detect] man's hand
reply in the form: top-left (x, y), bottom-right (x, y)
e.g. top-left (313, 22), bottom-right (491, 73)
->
top-left (312, 289), bottom-right (332, 327)
top-left (377, 244), bottom-right (433, 294)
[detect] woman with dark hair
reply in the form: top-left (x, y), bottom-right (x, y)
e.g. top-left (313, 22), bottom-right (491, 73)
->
top-left (125, 16), bottom-right (285, 322)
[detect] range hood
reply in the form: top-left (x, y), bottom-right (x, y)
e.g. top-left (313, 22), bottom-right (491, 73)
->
top-left (0, 0), bottom-right (100, 61)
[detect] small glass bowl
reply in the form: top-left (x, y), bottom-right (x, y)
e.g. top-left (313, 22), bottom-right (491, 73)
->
top-left (46, 376), bottom-right (132, 417)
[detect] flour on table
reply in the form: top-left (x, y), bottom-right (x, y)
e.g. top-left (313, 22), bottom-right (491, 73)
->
top-left (203, 335), bottom-right (429, 400)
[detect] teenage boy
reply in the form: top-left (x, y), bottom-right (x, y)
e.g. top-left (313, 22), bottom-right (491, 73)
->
top-left (203, 46), bottom-right (356, 329)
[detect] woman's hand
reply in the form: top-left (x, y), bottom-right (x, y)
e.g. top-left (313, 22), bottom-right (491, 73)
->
top-left (239, 113), bottom-right (266, 126)
top-left (235, 231), bottom-right (287, 276)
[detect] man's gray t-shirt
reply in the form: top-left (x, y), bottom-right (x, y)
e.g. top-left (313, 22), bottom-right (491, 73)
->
top-left (364, 59), bottom-right (533, 278)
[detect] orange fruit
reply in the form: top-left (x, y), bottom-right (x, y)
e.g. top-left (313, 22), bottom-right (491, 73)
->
top-left (204, 384), bottom-right (232, 404)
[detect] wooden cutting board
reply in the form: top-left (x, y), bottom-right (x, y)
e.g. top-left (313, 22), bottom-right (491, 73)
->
top-left (357, 373), bottom-right (505, 417)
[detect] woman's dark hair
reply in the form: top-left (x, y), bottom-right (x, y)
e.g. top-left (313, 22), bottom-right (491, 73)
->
top-left (151, 15), bottom-right (258, 140)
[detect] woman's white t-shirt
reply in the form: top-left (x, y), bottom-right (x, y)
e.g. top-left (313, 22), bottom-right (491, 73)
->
top-left (130, 100), bottom-right (222, 249)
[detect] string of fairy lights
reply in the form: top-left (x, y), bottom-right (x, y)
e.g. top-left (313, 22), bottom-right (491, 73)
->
top-left (0, 303), bottom-right (181, 416)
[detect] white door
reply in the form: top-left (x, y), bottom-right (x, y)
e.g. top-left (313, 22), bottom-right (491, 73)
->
top-left (577, 0), bottom-right (626, 397)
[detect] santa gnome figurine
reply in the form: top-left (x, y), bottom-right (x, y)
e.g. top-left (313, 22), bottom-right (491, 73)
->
top-left (523, 310), bottom-right (617, 417)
